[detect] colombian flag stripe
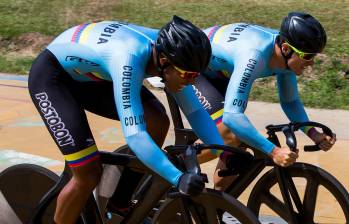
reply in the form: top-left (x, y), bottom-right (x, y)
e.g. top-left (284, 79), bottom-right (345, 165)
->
top-left (213, 25), bottom-right (229, 44)
top-left (64, 144), bottom-right (98, 162)
top-left (207, 25), bottom-right (220, 41)
top-left (211, 108), bottom-right (224, 120)
top-left (68, 153), bottom-right (100, 167)
top-left (85, 72), bottom-right (104, 81)
top-left (71, 23), bottom-right (89, 43)
top-left (71, 23), bottom-right (96, 43)
top-left (79, 23), bottom-right (97, 43)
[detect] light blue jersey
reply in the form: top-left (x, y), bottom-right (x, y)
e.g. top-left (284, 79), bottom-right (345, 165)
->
top-left (203, 23), bottom-right (310, 154)
top-left (47, 21), bottom-right (223, 185)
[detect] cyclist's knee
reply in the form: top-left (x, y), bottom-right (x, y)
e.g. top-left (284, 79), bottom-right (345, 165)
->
top-left (213, 168), bottom-right (236, 191)
top-left (217, 123), bottom-right (241, 147)
top-left (70, 160), bottom-right (103, 191)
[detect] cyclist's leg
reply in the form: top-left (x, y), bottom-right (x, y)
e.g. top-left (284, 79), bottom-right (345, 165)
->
top-left (140, 86), bottom-right (170, 146)
top-left (74, 82), bottom-right (169, 211)
top-left (192, 74), bottom-right (239, 190)
top-left (28, 49), bottom-right (102, 224)
top-left (75, 82), bottom-right (169, 146)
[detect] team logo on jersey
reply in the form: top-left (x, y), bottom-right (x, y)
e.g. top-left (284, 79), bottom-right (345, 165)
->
top-left (65, 56), bottom-right (99, 67)
top-left (212, 55), bottom-right (227, 64)
top-left (227, 23), bottom-right (250, 42)
top-left (232, 98), bottom-right (247, 110)
top-left (121, 65), bottom-right (133, 109)
top-left (97, 22), bottom-right (126, 44)
top-left (124, 115), bottom-right (145, 127)
top-left (238, 59), bottom-right (257, 94)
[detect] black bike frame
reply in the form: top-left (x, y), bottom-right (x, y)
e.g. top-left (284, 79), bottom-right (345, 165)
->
top-left (29, 152), bottom-right (172, 224)
top-left (165, 91), bottom-right (312, 224)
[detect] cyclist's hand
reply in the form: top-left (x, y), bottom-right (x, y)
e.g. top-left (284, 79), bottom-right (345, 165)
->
top-left (312, 132), bottom-right (337, 151)
top-left (178, 173), bottom-right (205, 196)
top-left (270, 146), bottom-right (299, 167)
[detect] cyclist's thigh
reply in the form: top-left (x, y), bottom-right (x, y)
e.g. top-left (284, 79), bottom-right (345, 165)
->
top-left (28, 49), bottom-right (100, 169)
top-left (192, 74), bottom-right (225, 124)
top-left (74, 82), bottom-right (165, 120)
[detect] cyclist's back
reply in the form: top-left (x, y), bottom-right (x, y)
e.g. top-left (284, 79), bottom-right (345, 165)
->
top-left (47, 21), bottom-right (158, 82)
top-left (203, 23), bottom-right (279, 81)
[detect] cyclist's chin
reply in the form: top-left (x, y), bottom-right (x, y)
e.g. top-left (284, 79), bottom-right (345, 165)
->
top-left (290, 67), bottom-right (303, 76)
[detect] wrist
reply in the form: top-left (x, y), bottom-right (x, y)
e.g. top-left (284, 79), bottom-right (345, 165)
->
top-left (269, 146), bottom-right (279, 158)
top-left (307, 127), bottom-right (318, 141)
top-left (219, 151), bottom-right (232, 163)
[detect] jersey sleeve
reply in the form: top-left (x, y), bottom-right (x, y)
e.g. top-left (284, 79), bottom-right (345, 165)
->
top-left (276, 72), bottom-right (311, 133)
top-left (109, 53), bottom-right (182, 186)
top-left (222, 50), bottom-right (275, 154)
top-left (173, 85), bottom-right (224, 154)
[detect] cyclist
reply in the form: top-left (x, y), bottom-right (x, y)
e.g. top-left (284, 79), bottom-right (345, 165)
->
top-left (192, 12), bottom-right (337, 189)
top-left (28, 15), bottom-right (224, 224)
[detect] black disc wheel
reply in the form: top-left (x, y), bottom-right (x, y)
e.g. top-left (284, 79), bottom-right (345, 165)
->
top-left (247, 162), bottom-right (349, 224)
top-left (153, 188), bottom-right (260, 224)
top-left (0, 164), bottom-right (59, 223)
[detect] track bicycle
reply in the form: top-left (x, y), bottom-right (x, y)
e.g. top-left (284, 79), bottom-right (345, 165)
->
top-left (164, 91), bottom-right (349, 224)
top-left (0, 141), bottom-right (260, 224)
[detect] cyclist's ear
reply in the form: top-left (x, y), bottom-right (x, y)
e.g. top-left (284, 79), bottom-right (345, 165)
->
top-left (159, 54), bottom-right (170, 66)
top-left (281, 42), bottom-right (292, 55)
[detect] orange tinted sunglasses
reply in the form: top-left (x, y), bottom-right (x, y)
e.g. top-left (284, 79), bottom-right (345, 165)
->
top-left (173, 65), bottom-right (199, 79)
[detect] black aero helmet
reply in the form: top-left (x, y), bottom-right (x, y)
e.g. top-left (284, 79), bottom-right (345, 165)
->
top-left (280, 12), bottom-right (327, 53)
top-left (156, 15), bottom-right (211, 72)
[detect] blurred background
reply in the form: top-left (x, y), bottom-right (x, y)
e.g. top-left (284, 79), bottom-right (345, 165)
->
top-left (0, 0), bottom-right (348, 109)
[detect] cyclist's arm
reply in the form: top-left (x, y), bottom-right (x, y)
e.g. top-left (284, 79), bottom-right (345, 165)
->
top-left (222, 50), bottom-right (276, 154)
top-left (110, 54), bottom-right (182, 186)
top-left (277, 72), bottom-right (315, 136)
top-left (173, 85), bottom-right (224, 156)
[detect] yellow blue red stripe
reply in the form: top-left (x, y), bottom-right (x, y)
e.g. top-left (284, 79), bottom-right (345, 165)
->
top-left (79, 23), bottom-right (97, 43)
top-left (207, 25), bottom-right (221, 41)
top-left (71, 23), bottom-right (96, 43)
top-left (84, 72), bottom-right (104, 81)
top-left (211, 108), bottom-right (224, 124)
top-left (64, 144), bottom-right (99, 167)
top-left (213, 25), bottom-right (230, 44)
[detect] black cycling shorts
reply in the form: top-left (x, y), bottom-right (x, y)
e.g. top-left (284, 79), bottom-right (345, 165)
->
top-left (28, 49), bottom-right (158, 167)
top-left (192, 73), bottom-right (229, 124)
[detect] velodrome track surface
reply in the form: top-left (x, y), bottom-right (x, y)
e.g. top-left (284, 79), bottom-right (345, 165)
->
top-left (1, 73), bottom-right (349, 223)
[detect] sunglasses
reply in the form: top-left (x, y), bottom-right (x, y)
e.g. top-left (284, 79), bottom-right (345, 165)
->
top-left (285, 42), bottom-right (317, 61)
top-left (173, 65), bottom-right (199, 79)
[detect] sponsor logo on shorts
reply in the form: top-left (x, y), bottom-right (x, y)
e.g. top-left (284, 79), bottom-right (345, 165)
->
top-left (35, 92), bottom-right (75, 147)
top-left (192, 85), bottom-right (212, 110)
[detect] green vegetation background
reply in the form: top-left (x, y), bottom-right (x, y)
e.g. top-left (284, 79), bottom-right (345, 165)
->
top-left (0, 0), bottom-right (348, 109)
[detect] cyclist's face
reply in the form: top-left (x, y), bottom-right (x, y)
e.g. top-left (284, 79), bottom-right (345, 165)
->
top-left (282, 43), bottom-right (315, 75)
top-left (164, 65), bottom-right (196, 93)
top-left (288, 53), bottom-right (315, 75)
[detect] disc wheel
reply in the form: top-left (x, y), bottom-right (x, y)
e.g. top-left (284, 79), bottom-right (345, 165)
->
top-left (153, 188), bottom-right (260, 224)
top-left (247, 162), bottom-right (349, 224)
top-left (0, 164), bottom-right (59, 223)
